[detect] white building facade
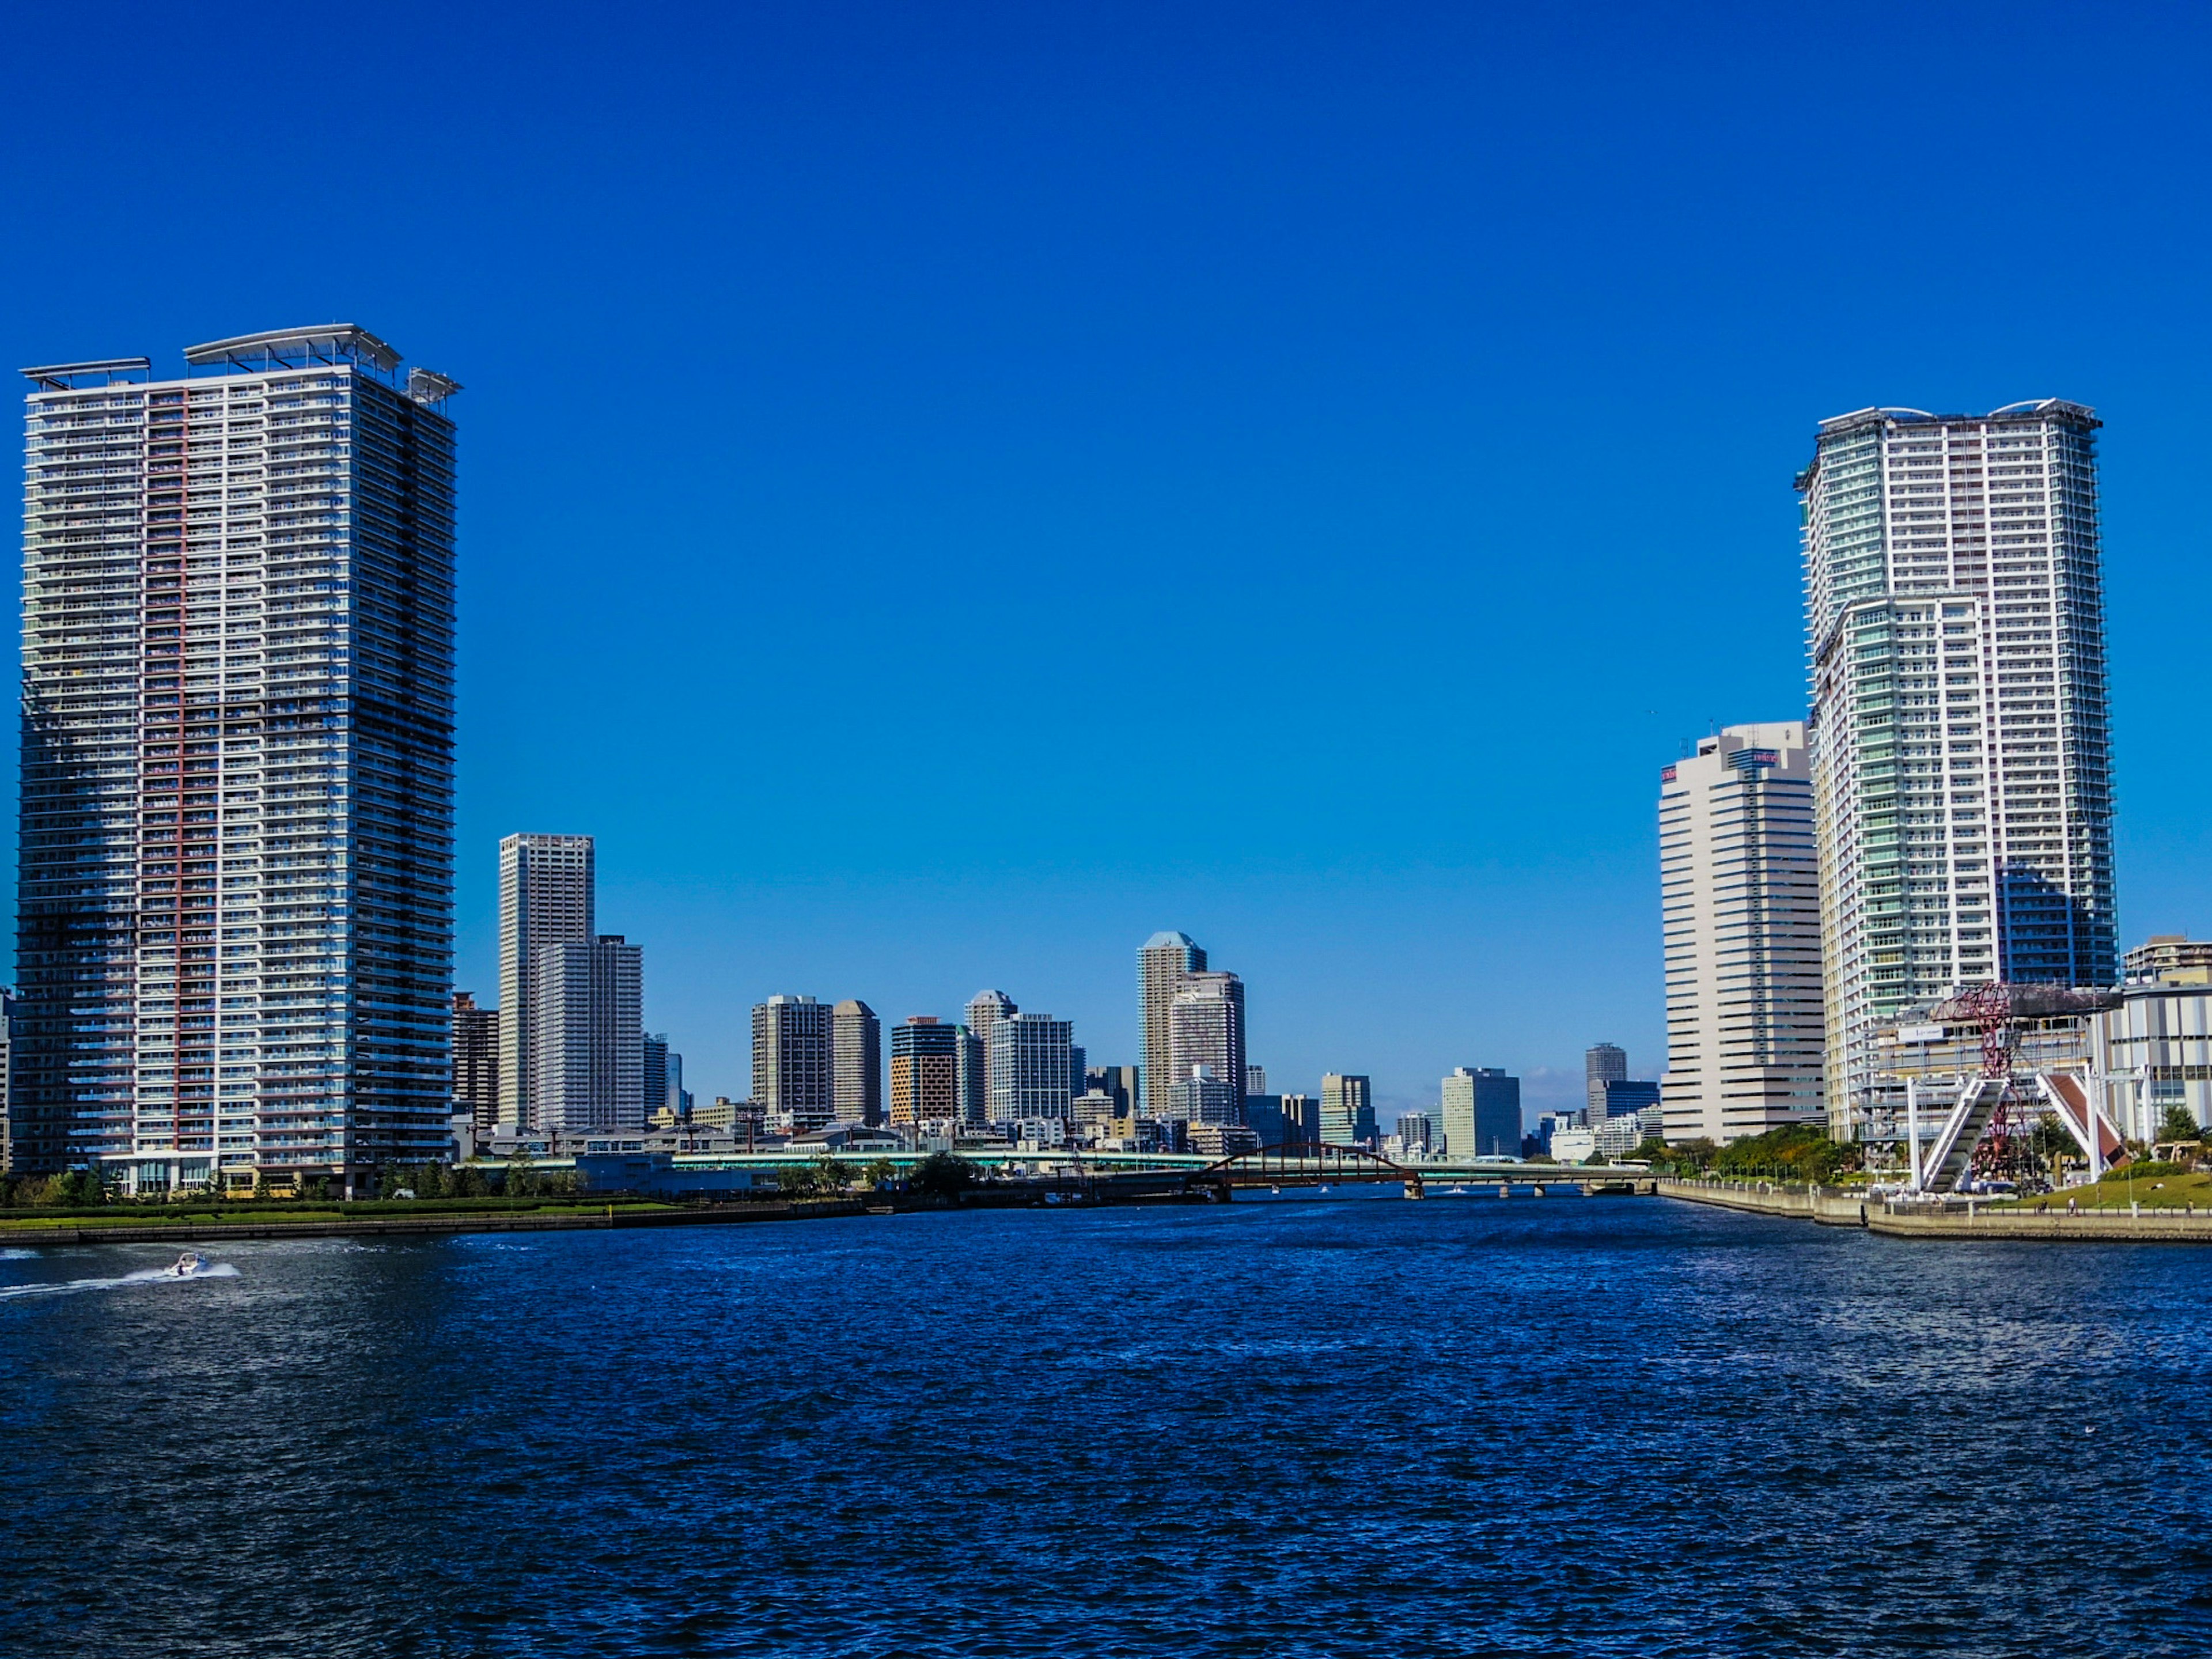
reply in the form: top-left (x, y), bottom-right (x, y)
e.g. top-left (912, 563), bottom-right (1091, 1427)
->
top-left (987, 1012), bottom-right (1075, 1124)
top-left (1798, 404), bottom-right (2117, 1138)
top-left (533, 934), bottom-right (643, 1132)
top-left (13, 326), bottom-right (459, 1191)
top-left (497, 832), bottom-right (594, 1129)
top-left (1658, 723), bottom-right (1825, 1145)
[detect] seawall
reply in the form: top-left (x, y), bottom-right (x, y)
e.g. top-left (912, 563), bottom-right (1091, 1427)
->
top-left (1660, 1177), bottom-right (2212, 1243)
top-left (0, 1199), bottom-right (877, 1248)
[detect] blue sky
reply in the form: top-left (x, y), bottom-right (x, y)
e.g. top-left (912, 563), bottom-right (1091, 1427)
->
top-left (5, 1), bottom-right (2210, 1118)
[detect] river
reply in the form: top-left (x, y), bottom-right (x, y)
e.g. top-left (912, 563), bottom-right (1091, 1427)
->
top-left (2, 1191), bottom-right (2207, 1656)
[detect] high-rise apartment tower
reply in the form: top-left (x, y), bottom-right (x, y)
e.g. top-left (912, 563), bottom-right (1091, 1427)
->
top-left (1320, 1073), bottom-right (1373, 1147)
top-left (452, 992), bottom-right (501, 1132)
top-left (1798, 404), bottom-right (2116, 1136)
top-left (832, 998), bottom-right (882, 1126)
top-left (753, 994), bottom-right (834, 1132)
top-left (1584, 1044), bottom-right (1627, 1122)
top-left (13, 325), bottom-right (459, 1188)
top-left (1169, 971), bottom-right (1247, 1124)
top-left (1659, 724), bottom-right (1825, 1144)
top-left (497, 833), bottom-right (593, 1130)
top-left (1139, 932), bottom-right (1205, 1112)
top-left (533, 935), bottom-right (643, 1132)
top-left (889, 1016), bottom-right (961, 1129)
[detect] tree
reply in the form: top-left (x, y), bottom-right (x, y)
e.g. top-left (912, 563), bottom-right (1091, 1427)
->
top-left (911, 1151), bottom-right (978, 1200)
top-left (2157, 1105), bottom-right (2199, 1146)
top-left (862, 1157), bottom-right (899, 1192)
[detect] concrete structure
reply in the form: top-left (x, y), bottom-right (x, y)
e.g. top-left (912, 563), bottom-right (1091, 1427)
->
top-left (889, 1016), bottom-right (962, 1129)
top-left (1168, 1064), bottom-right (1239, 1125)
top-left (1798, 404), bottom-right (2117, 1138)
top-left (1660, 723), bottom-right (1825, 1145)
top-left (832, 999), bottom-right (882, 1127)
top-left (452, 993), bottom-right (501, 1132)
top-left (987, 1012), bottom-right (1075, 1124)
top-left (498, 834), bottom-right (594, 1131)
top-left (2125, 937), bottom-right (2212, 985)
top-left (1440, 1067), bottom-right (1521, 1158)
top-left (13, 327), bottom-right (459, 1188)
top-left (1320, 1073), bottom-right (1374, 1147)
top-left (2098, 982), bottom-right (2212, 1139)
top-left (1169, 971), bottom-right (1247, 1124)
top-left (534, 935), bottom-right (643, 1132)
top-left (1585, 1044), bottom-right (1626, 1122)
top-left (1139, 931), bottom-right (1205, 1113)
top-left (753, 995), bottom-right (834, 1133)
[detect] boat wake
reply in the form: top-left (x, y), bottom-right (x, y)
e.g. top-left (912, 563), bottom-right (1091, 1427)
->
top-left (0, 1261), bottom-right (238, 1301)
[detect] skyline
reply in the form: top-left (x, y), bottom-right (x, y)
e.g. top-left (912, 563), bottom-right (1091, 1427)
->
top-left (8, 2), bottom-right (2212, 1115)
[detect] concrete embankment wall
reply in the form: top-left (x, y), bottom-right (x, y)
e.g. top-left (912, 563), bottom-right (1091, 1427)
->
top-left (1660, 1177), bottom-right (2212, 1243)
top-left (2, 1199), bottom-right (875, 1248)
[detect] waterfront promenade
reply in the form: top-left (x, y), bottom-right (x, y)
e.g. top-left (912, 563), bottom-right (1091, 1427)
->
top-left (1661, 1176), bottom-right (2212, 1242)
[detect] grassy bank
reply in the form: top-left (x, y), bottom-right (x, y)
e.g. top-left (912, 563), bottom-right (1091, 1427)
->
top-left (2001, 1170), bottom-right (2212, 1213)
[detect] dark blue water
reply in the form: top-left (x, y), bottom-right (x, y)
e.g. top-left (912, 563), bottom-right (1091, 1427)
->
top-left (4, 1192), bottom-right (2211, 1657)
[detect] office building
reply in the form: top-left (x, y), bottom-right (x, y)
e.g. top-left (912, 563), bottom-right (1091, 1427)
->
top-left (1246, 1065), bottom-right (1267, 1096)
top-left (753, 995), bottom-right (834, 1132)
top-left (641, 1032), bottom-right (670, 1118)
top-left (452, 992), bottom-right (501, 1131)
top-left (1585, 1044), bottom-right (1626, 1121)
top-left (534, 935), bottom-right (643, 1131)
top-left (1086, 1064), bottom-right (1138, 1118)
top-left (1279, 1093), bottom-right (1322, 1147)
top-left (1139, 931), bottom-right (1206, 1112)
top-left (1659, 723), bottom-right (1826, 1146)
top-left (957, 1025), bottom-right (986, 1124)
top-left (2124, 937), bottom-right (2212, 986)
top-left (1169, 1064), bottom-right (1239, 1124)
top-left (832, 998), bottom-right (882, 1126)
top-left (1396, 1112), bottom-right (1434, 1154)
top-left (988, 1012), bottom-right (1075, 1124)
top-left (498, 833), bottom-right (594, 1131)
top-left (1321, 1073), bottom-right (1374, 1146)
top-left (889, 1016), bottom-right (962, 1129)
top-left (1599, 1078), bottom-right (1661, 1123)
top-left (2097, 981), bottom-right (2212, 1138)
top-left (1169, 971), bottom-right (1247, 1124)
top-left (12, 327), bottom-right (458, 1188)
top-left (1440, 1067), bottom-right (1520, 1158)
top-left (1068, 1044), bottom-right (1087, 1096)
top-left (1799, 404), bottom-right (2117, 1137)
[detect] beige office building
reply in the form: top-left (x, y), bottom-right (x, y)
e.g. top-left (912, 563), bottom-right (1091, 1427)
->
top-left (1659, 724), bottom-right (1825, 1144)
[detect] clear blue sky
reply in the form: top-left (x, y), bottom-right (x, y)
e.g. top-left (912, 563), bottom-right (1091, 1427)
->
top-left (5, 1), bottom-right (2209, 1119)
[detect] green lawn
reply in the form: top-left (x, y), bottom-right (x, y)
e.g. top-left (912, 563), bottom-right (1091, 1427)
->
top-left (2001, 1170), bottom-right (2212, 1212)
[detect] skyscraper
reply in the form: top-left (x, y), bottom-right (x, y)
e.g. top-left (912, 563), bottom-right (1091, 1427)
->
top-left (987, 1012), bottom-right (1075, 1124)
top-left (1169, 971), bottom-right (1247, 1123)
top-left (832, 999), bottom-right (882, 1126)
top-left (1139, 931), bottom-right (1205, 1112)
top-left (452, 992), bottom-right (501, 1131)
top-left (1659, 724), bottom-right (1825, 1144)
top-left (1441, 1067), bottom-right (1521, 1158)
top-left (753, 994), bottom-right (834, 1131)
top-left (1798, 403), bottom-right (2116, 1136)
top-left (498, 833), bottom-right (594, 1130)
top-left (1584, 1044), bottom-right (1627, 1122)
top-left (13, 326), bottom-right (458, 1190)
top-left (1320, 1073), bottom-right (1373, 1147)
top-left (889, 1016), bottom-right (961, 1129)
top-left (534, 935), bottom-right (643, 1132)
top-left (641, 1031), bottom-right (669, 1118)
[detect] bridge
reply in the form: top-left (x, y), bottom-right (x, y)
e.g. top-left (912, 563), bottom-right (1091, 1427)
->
top-left (485, 1141), bottom-right (1657, 1203)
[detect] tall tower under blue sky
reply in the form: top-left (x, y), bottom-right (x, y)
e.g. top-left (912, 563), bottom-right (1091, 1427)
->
top-left (13, 325), bottom-right (459, 1190)
top-left (1798, 402), bottom-right (2116, 1139)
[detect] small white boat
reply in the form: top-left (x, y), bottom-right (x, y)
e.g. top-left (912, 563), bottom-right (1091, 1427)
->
top-left (164, 1250), bottom-right (205, 1278)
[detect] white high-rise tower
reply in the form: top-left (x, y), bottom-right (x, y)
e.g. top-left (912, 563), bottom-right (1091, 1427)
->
top-left (1798, 403), bottom-right (2118, 1138)
top-left (1658, 724), bottom-right (1825, 1144)
top-left (498, 833), bottom-right (594, 1128)
top-left (13, 327), bottom-right (459, 1191)
top-left (1138, 931), bottom-right (1205, 1113)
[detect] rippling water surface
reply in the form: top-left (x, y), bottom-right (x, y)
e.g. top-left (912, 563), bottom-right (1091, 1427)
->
top-left (5, 1192), bottom-right (2211, 1657)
